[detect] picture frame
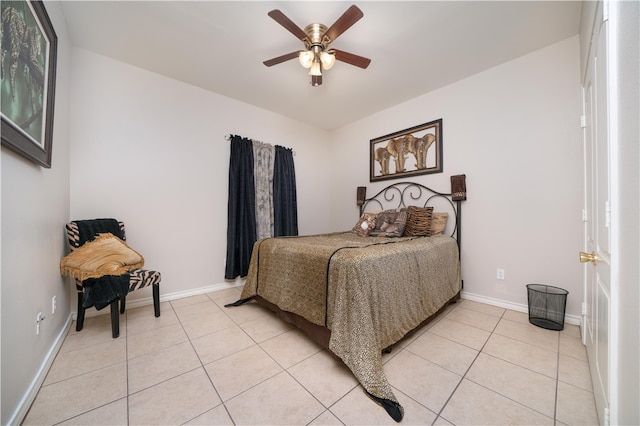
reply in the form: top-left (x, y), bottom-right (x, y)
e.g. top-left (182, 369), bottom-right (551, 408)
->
top-left (370, 119), bottom-right (443, 182)
top-left (1, 0), bottom-right (58, 168)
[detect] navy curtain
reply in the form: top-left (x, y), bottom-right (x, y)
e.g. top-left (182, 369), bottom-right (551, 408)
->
top-left (224, 136), bottom-right (256, 279)
top-left (273, 145), bottom-right (298, 236)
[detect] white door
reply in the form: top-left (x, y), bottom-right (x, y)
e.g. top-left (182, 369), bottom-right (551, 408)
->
top-left (581, 2), bottom-right (611, 424)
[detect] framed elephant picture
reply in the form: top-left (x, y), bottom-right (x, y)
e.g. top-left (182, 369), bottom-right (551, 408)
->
top-left (370, 119), bottom-right (443, 182)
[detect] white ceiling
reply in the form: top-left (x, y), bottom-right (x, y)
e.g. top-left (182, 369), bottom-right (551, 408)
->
top-left (59, 1), bottom-right (582, 130)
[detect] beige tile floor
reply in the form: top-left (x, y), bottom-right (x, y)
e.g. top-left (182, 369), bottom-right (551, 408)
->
top-left (23, 287), bottom-right (599, 425)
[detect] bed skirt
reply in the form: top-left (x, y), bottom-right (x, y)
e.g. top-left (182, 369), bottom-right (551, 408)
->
top-left (252, 291), bottom-right (460, 353)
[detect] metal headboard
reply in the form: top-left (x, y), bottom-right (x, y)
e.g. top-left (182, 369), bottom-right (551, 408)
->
top-left (358, 181), bottom-right (463, 256)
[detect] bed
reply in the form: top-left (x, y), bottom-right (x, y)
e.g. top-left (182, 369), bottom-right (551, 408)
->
top-left (226, 179), bottom-right (465, 422)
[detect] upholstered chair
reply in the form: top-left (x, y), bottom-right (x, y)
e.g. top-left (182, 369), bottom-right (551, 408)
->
top-left (64, 219), bottom-right (161, 338)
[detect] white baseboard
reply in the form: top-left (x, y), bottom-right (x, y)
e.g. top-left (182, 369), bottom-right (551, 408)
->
top-left (73, 280), bottom-right (245, 320)
top-left (76, 283), bottom-right (582, 328)
top-left (9, 314), bottom-right (73, 426)
top-left (461, 290), bottom-right (582, 326)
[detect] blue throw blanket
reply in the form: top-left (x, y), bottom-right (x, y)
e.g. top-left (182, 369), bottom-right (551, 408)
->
top-left (73, 218), bottom-right (129, 310)
top-left (82, 274), bottom-right (130, 310)
top-left (75, 218), bottom-right (124, 245)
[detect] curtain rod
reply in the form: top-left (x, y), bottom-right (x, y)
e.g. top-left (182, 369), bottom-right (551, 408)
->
top-left (225, 134), bottom-right (256, 141)
top-left (224, 134), bottom-right (295, 156)
top-left (225, 134), bottom-right (263, 144)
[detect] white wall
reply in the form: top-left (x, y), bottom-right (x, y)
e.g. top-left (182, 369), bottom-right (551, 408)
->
top-left (330, 36), bottom-right (584, 318)
top-left (609, 1), bottom-right (639, 423)
top-left (69, 49), bottom-right (333, 303)
top-left (0, 2), bottom-right (72, 424)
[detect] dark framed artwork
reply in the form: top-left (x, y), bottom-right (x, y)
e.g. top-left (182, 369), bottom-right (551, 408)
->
top-left (1, 0), bottom-right (58, 168)
top-left (370, 119), bottom-right (443, 182)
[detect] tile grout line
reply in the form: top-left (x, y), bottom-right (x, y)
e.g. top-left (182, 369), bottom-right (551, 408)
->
top-left (226, 299), bottom-right (354, 425)
top-left (431, 303), bottom-right (504, 425)
top-left (554, 330), bottom-right (561, 426)
top-left (169, 298), bottom-right (230, 424)
top-left (125, 311), bottom-right (130, 426)
top-left (435, 306), bottom-right (565, 425)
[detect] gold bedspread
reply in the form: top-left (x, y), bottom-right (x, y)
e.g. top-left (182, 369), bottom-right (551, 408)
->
top-left (241, 232), bottom-right (461, 407)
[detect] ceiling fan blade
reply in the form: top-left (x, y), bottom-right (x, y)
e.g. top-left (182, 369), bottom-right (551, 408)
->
top-left (263, 51), bottom-right (300, 67)
top-left (332, 49), bottom-right (371, 69)
top-left (268, 9), bottom-right (308, 42)
top-left (324, 5), bottom-right (364, 43)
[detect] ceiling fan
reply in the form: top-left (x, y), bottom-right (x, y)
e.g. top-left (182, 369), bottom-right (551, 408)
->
top-left (263, 5), bottom-right (371, 87)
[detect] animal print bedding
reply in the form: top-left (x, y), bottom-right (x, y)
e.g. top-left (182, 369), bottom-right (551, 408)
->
top-left (239, 232), bottom-right (461, 420)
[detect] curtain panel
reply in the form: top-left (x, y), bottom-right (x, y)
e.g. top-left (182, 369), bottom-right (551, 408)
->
top-left (224, 136), bottom-right (256, 279)
top-left (253, 141), bottom-right (275, 240)
top-left (273, 145), bottom-right (298, 236)
top-left (225, 136), bottom-right (298, 280)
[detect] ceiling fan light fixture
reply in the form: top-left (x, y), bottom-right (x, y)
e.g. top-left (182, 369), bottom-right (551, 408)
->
top-left (320, 51), bottom-right (335, 70)
top-left (309, 60), bottom-right (322, 76)
top-left (264, 6), bottom-right (369, 87)
top-left (298, 50), bottom-right (314, 68)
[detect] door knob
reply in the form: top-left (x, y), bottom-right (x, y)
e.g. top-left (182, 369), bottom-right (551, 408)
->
top-left (579, 251), bottom-right (599, 265)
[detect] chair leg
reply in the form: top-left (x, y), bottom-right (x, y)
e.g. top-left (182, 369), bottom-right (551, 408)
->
top-left (76, 293), bottom-right (85, 331)
top-left (110, 300), bottom-right (120, 338)
top-left (153, 284), bottom-right (160, 317)
top-left (120, 295), bottom-right (126, 314)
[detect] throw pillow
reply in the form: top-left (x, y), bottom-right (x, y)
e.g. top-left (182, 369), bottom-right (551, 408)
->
top-left (370, 211), bottom-right (408, 237)
top-left (403, 206), bottom-right (434, 237)
top-left (431, 212), bottom-right (449, 235)
top-left (352, 212), bottom-right (378, 237)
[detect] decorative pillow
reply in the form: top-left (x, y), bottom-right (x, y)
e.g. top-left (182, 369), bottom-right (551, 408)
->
top-left (369, 211), bottom-right (408, 237)
top-left (403, 206), bottom-right (434, 237)
top-left (431, 212), bottom-right (449, 235)
top-left (60, 233), bottom-right (145, 281)
top-left (352, 212), bottom-right (378, 237)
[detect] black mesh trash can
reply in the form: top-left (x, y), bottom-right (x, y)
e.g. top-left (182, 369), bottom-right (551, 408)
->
top-left (526, 284), bottom-right (568, 331)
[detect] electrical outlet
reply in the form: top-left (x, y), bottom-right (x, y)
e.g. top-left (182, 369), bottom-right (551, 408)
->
top-left (52, 296), bottom-right (57, 314)
top-left (36, 312), bottom-right (45, 335)
top-left (496, 268), bottom-right (505, 280)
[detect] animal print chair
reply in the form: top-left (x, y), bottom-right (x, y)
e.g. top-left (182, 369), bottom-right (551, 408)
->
top-left (65, 219), bottom-right (161, 338)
